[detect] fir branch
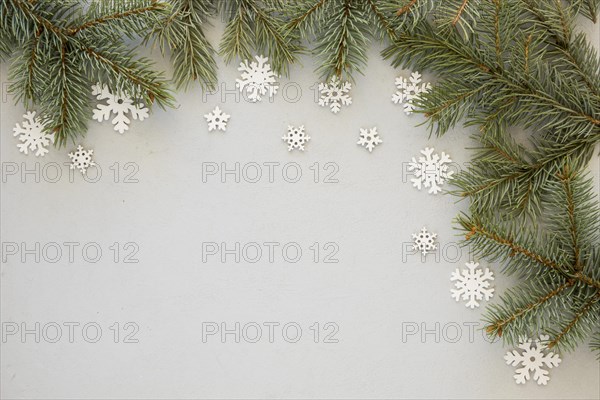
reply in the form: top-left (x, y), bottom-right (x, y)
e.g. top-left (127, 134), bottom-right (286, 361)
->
top-left (44, 38), bottom-right (89, 147)
top-left (150, 0), bottom-right (218, 90)
top-left (1, 0), bottom-right (174, 144)
top-left (220, 4), bottom-right (254, 65)
top-left (559, 168), bottom-right (582, 270)
top-left (389, 0), bottom-right (600, 358)
top-left (7, 0), bottom-right (72, 38)
top-left (546, 294), bottom-right (600, 350)
top-left (0, 5), bottom-right (16, 60)
top-left (548, 167), bottom-right (600, 271)
top-left (69, 1), bottom-right (168, 36)
top-left (285, 0), bottom-right (402, 80)
top-left (81, 45), bottom-right (171, 105)
top-left (365, 0), bottom-right (397, 41)
top-left (522, 0), bottom-right (600, 96)
top-left (556, 32), bottom-right (600, 97)
top-left (393, 0), bottom-right (435, 29)
top-left (219, 0), bottom-right (301, 76)
top-left (397, 0), bottom-right (417, 16)
top-left (314, 0), bottom-right (370, 79)
top-left (463, 220), bottom-right (592, 286)
top-left (9, 27), bottom-right (44, 106)
top-left (435, 0), bottom-right (481, 34)
top-left (462, 171), bottom-right (600, 350)
top-left (452, 0), bottom-right (470, 26)
top-left (383, 22), bottom-right (600, 140)
top-left (485, 279), bottom-right (575, 338)
top-left (250, 0), bottom-right (302, 76)
top-left (453, 128), bottom-right (597, 217)
top-left (285, 0), bottom-right (330, 32)
top-left (567, 0), bottom-right (600, 22)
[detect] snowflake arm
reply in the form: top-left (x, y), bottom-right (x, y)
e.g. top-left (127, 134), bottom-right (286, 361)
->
top-left (91, 85), bottom-right (113, 122)
top-left (504, 335), bottom-right (561, 385)
top-left (505, 344), bottom-right (534, 384)
top-left (128, 102), bottom-right (149, 122)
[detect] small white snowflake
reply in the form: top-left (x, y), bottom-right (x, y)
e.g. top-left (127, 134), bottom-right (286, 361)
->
top-left (505, 335), bottom-right (561, 385)
top-left (68, 145), bottom-right (96, 175)
top-left (92, 83), bottom-right (149, 134)
top-left (392, 71), bottom-right (431, 115)
top-left (282, 125), bottom-right (310, 152)
top-left (408, 147), bottom-right (454, 195)
top-left (451, 261), bottom-right (494, 309)
top-left (13, 111), bottom-right (54, 157)
top-left (357, 127), bottom-right (382, 152)
top-left (412, 227), bottom-right (437, 256)
top-left (204, 106), bottom-right (230, 132)
top-left (236, 55), bottom-right (279, 103)
top-left (318, 76), bottom-right (352, 114)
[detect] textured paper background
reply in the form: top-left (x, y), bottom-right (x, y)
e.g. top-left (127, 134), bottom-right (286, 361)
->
top-left (1, 18), bottom-right (599, 400)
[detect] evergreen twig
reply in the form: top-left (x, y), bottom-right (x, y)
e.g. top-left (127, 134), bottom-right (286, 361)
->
top-left (1, 0), bottom-right (174, 146)
top-left (383, 0), bottom-right (600, 355)
top-left (283, 0), bottom-right (405, 80)
top-left (219, 0), bottom-right (302, 76)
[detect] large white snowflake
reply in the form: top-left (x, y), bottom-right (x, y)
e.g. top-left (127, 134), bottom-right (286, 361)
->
top-left (282, 125), bottom-right (310, 152)
top-left (392, 71), bottom-right (431, 115)
top-left (408, 147), bottom-right (454, 195)
top-left (318, 76), bottom-right (352, 114)
top-left (357, 127), bottom-right (382, 152)
top-left (68, 145), bottom-right (96, 175)
top-left (92, 83), bottom-right (149, 134)
top-left (13, 111), bottom-right (54, 157)
top-left (236, 55), bottom-right (279, 103)
top-left (412, 227), bottom-right (437, 256)
top-left (450, 261), bottom-right (494, 309)
top-left (505, 335), bottom-right (561, 385)
top-left (204, 106), bottom-right (230, 132)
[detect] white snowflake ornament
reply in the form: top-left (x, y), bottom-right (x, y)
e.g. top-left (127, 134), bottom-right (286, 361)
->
top-left (282, 125), bottom-right (310, 152)
top-left (451, 261), bottom-right (494, 309)
top-left (92, 83), bottom-right (149, 134)
top-left (392, 71), bottom-right (431, 115)
top-left (505, 335), bottom-right (561, 385)
top-left (13, 111), bottom-right (54, 157)
top-left (204, 106), bottom-right (230, 132)
top-left (408, 147), bottom-right (454, 195)
top-left (68, 145), bottom-right (96, 175)
top-left (318, 76), bottom-right (352, 114)
top-left (357, 127), bottom-right (382, 152)
top-left (236, 55), bottom-right (279, 103)
top-left (412, 227), bottom-right (437, 256)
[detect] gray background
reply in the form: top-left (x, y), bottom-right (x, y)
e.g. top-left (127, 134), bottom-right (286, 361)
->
top-left (1, 17), bottom-right (599, 400)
